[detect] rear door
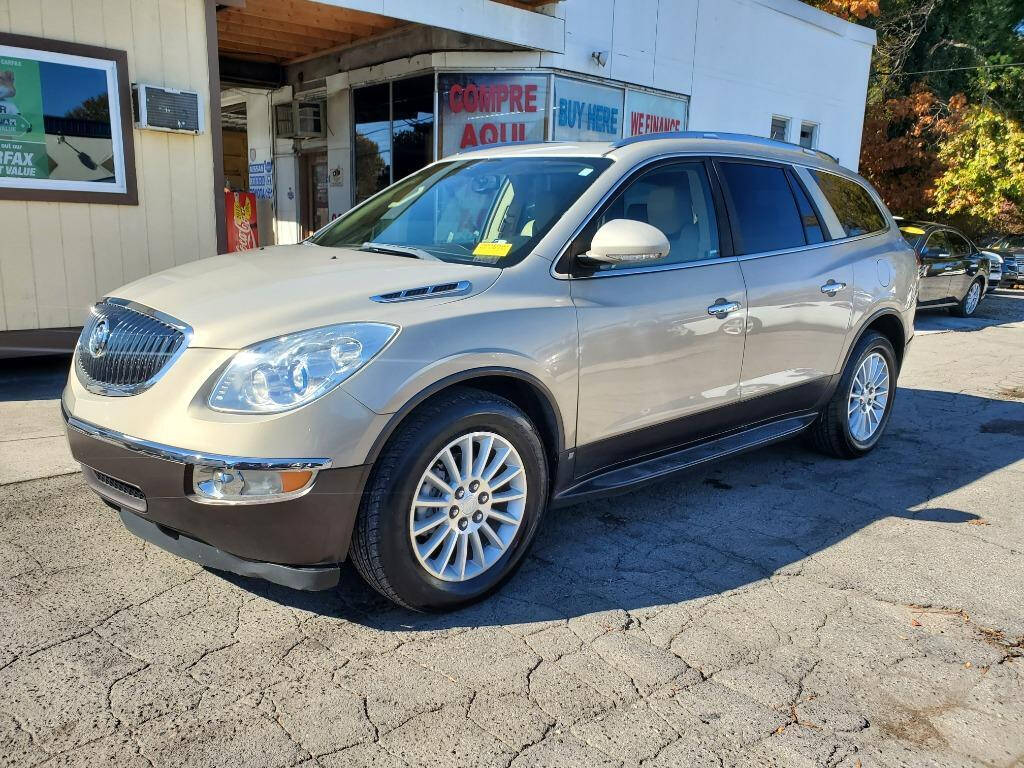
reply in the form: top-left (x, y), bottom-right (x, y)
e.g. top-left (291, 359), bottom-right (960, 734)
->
top-left (715, 159), bottom-right (852, 410)
top-left (569, 159), bottom-right (748, 476)
top-left (947, 230), bottom-right (980, 298)
top-left (918, 230), bottom-right (957, 303)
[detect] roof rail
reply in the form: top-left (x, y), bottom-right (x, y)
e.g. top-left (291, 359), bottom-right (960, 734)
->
top-left (609, 131), bottom-right (840, 164)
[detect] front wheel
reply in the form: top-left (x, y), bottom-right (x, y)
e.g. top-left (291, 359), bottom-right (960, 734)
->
top-left (951, 279), bottom-right (983, 317)
top-left (809, 331), bottom-right (897, 459)
top-left (350, 388), bottom-right (548, 612)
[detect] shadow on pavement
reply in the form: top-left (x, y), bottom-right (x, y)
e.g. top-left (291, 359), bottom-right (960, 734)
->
top-left (224, 385), bottom-right (1024, 630)
top-left (0, 355), bottom-right (70, 402)
top-left (915, 289), bottom-right (1024, 334)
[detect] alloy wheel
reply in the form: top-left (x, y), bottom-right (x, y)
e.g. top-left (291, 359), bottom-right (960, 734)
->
top-left (965, 282), bottom-right (981, 315)
top-left (408, 431), bottom-right (528, 582)
top-left (848, 352), bottom-right (890, 443)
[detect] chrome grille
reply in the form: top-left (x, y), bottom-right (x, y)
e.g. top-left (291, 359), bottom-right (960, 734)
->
top-left (76, 299), bottom-right (191, 396)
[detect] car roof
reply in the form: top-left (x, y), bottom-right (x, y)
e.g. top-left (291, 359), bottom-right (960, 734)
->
top-left (454, 132), bottom-right (850, 175)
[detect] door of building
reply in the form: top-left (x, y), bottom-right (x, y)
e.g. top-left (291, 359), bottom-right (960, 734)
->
top-left (301, 151), bottom-right (330, 238)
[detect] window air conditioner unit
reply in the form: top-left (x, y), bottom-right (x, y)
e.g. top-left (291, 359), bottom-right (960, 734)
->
top-left (275, 101), bottom-right (326, 139)
top-left (132, 84), bottom-right (204, 134)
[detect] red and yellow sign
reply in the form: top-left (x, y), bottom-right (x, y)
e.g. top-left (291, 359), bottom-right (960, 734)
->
top-left (225, 190), bottom-right (259, 252)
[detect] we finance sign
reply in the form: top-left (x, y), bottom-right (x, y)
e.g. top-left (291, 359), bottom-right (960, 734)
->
top-left (439, 74), bottom-right (548, 157)
top-left (625, 90), bottom-right (689, 137)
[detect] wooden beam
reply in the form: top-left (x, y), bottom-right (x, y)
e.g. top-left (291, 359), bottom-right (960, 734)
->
top-left (219, 37), bottom-right (308, 59)
top-left (218, 14), bottom-right (356, 45)
top-left (239, 0), bottom-right (397, 34)
top-left (218, 20), bottom-right (348, 50)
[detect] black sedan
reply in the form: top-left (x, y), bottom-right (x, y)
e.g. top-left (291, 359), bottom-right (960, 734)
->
top-left (899, 221), bottom-right (993, 317)
top-left (987, 234), bottom-right (1023, 287)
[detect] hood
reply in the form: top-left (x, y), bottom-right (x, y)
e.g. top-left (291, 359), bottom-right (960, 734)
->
top-left (113, 244), bottom-right (501, 348)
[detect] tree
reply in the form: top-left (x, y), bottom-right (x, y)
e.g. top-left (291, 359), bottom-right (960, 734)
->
top-left (810, 0), bottom-right (880, 20)
top-left (858, 85), bottom-right (962, 218)
top-left (932, 106), bottom-right (1024, 232)
top-left (66, 94), bottom-right (110, 123)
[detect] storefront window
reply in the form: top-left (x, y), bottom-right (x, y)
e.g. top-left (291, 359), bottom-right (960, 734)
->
top-left (438, 73), bottom-right (549, 158)
top-left (392, 75), bottom-right (434, 183)
top-left (353, 82), bottom-right (391, 203)
top-left (0, 34), bottom-right (135, 203)
top-left (553, 77), bottom-right (624, 143)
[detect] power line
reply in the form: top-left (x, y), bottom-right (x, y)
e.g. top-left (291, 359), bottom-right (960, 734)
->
top-left (877, 61), bottom-right (1024, 76)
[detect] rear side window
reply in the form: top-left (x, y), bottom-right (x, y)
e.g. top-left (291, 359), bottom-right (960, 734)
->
top-left (811, 171), bottom-right (887, 238)
top-left (717, 162), bottom-right (807, 254)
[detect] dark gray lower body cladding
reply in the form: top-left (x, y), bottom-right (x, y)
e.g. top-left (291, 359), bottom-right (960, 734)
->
top-left (118, 509), bottom-right (341, 591)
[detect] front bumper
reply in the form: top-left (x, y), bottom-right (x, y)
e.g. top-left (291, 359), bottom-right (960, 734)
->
top-left (64, 409), bottom-right (370, 590)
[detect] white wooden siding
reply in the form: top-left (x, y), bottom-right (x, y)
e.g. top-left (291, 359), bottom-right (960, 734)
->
top-left (0, 0), bottom-right (217, 331)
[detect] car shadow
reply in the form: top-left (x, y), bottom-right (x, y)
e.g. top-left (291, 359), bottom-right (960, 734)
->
top-left (915, 288), bottom-right (1024, 334)
top-left (0, 355), bottom-right (70, 402)
top-left (222, 386), bottom-right (1024, 630)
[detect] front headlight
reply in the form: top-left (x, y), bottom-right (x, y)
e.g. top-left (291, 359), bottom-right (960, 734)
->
top-left (208, 323), bottom-right (398, 413)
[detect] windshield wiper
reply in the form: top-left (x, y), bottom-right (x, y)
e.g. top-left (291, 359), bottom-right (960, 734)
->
top-left (360, 242), bottom-right (439, 261)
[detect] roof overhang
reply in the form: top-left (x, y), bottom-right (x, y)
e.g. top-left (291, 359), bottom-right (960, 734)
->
top-left (215, 0), bottom-right (564, 65)
top-left (751, 0), bottom-right (877, 47)
top-left (299, 0), bottom-right (565, 54)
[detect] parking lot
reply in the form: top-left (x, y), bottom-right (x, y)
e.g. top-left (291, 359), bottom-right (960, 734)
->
top-left (1, 290), bottom-right (1022, 768)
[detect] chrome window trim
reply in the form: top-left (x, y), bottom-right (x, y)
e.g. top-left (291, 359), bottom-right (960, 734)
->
top-left (76, 297), bottom-right (194, 397)
top-left (63, 408), bottom-right (332, 471)
top-left (549, 150), bottom-right (891, 281)
top-left (565, 254), bottom-right (740, 280)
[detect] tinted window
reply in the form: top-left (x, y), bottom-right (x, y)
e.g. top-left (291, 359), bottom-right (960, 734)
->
top-left (811, 171), bottom-right (887, 237)
top-left (786, 170), bottom-right (825, 245)
top-left (718, 162), bottom-right (806, 254)
top-left (392, 76), bottom-right (435, 182)
top-left (353, 83), bottom-right (392, 203)
top-left (924, 231), bottom-right (952, 256)
top-left (585, 162), bottom-right (720, 271)
top-left (948, 232), bottom-right (972, 257)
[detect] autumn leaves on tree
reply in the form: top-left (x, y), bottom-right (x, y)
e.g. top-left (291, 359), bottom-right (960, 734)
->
top-left (810, 0), bottom-right (1024, 235)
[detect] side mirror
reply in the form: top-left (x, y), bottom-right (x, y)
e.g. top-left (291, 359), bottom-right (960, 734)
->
top-left (578, 219), bottom-right (670, 266)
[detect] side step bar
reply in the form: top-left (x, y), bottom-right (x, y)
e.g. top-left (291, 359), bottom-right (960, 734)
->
top-left (553, 414), bottom-right (817, 506)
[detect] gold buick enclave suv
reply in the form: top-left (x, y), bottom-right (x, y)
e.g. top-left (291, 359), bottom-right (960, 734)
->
top-left (64, 133), bottom-right (918, 611)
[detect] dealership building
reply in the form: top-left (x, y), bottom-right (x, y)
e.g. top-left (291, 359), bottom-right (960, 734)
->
top-left (0, 0), bottom-right (875, 352)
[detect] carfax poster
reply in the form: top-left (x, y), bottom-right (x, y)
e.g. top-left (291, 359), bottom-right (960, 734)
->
top-left (0, 55), bottom-right (49, 179)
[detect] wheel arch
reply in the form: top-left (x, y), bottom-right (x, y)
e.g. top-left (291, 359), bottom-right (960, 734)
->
top-left (840, 308), bottom-right (908, 378)
top-left (364, 368), bottom-right (566, 477)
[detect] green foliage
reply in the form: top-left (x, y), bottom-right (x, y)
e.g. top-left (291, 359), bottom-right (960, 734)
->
top-left (932, 106), bottom-right (1024, 232)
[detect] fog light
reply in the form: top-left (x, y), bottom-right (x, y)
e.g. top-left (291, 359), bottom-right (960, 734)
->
top-left (192, 465), bottom-right (314, 503)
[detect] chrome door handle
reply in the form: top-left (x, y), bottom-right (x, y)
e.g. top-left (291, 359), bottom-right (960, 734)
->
top-left (708, 300), bottom-right (742, 317)
top-left (821, 280), bottom-right (847, 295)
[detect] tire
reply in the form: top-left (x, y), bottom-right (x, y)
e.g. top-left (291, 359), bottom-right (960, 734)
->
top-left (809, 331), bottom-right (898, 459)
top-left (349, 387), bottom-right (549, 612)
top-left (951, 278), bottom-right (983, 317)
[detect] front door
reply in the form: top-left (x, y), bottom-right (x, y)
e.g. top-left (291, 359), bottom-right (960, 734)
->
top-left (571, 160), bottom-right (748, 477)
top-left (918, 230), bottom-right (957, 304)
top-left (715, 159), bottom-right (853, 409)
top-left (301, 151), bottom-right (330, 238)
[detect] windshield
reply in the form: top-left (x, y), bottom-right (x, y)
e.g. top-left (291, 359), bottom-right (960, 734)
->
top-left (995, 235), bottom-right (1024, 250)
top-left (309, 156), bottom-right (613, 267)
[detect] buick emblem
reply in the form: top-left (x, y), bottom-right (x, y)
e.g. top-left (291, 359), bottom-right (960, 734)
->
top-left (88, 319), bottom-right (112, 358)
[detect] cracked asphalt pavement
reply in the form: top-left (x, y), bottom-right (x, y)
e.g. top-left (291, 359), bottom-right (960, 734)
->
top-left (2, 290), bottom-right (1023, 768)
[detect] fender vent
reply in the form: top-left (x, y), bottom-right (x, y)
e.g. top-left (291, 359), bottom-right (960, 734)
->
top-left (371, 281), bottom-right (471, 303)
